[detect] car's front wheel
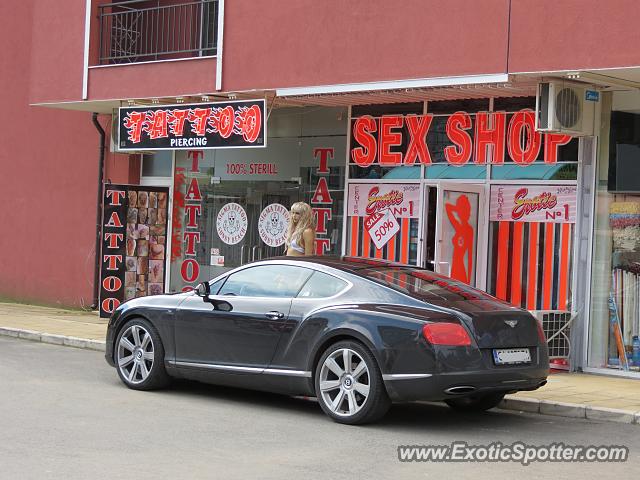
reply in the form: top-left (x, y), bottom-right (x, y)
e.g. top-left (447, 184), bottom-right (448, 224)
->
top-left (115, 318), bottom-right (170, 390)
top-left (314, 340), bottom-right (390, 425)
top-left (444, 392), bottom-right (506, 412)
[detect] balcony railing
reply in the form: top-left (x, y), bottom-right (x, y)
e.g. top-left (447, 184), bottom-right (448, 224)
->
top-left (98, 0), bottom-right (218, 65)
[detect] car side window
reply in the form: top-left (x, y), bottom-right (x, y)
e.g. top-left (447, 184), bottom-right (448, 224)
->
top-left (297, 271), bottom-right (348, 299)
top-left (218, 265), bottom-right (313, 298)
top-left (209, 278), bottom-right (225, 295)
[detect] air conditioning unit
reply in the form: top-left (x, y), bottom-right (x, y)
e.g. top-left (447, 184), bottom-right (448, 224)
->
top-left (535, 81), bottom-right (598, 136)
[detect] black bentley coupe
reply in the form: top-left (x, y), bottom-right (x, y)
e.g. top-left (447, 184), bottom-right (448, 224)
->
top-left (105, 256), bottom-right (548, 424)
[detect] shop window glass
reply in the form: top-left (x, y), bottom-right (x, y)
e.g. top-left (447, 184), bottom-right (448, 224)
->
top-left (589, 94), bottom-right (640, 372)
top-left (142, 151), bottom-right (172, 177)
top-left (168, 107), bottom-right (347, 293)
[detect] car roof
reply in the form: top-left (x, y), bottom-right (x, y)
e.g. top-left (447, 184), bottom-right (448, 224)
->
top-left (264, 255), bottom-right (408, 273)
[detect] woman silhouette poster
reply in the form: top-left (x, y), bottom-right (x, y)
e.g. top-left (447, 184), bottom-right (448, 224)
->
top-left (441, 191), bottom-right (479, 285)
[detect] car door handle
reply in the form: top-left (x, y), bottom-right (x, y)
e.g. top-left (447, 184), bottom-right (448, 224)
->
top-left (265, 311), bottom-right (285, 320)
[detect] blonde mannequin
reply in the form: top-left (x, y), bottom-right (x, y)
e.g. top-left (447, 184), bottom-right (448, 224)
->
top-left (286, 202), bottom-right (316, 256)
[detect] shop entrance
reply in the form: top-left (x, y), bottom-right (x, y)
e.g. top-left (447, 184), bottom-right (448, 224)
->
top-left (428, 183), bottom-right (486, 288)
top-left (205, 180), bottom-right (303, 272)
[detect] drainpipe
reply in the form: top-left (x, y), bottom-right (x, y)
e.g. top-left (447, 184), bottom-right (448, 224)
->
top-left (91, 113), bottom-right (106, 310)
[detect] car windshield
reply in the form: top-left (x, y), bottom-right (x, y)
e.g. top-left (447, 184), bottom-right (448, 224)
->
top-left (359, 267), bottom-right (500, 304)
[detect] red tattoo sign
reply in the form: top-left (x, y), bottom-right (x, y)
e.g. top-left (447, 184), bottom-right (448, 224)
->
top-left (119, 100), bottom-right (266, 151)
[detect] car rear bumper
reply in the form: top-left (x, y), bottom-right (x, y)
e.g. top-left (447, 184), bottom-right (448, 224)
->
top-left (383, 366), bottom-right (549, 402)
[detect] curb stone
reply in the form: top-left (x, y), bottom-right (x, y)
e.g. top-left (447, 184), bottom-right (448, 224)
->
top-left (499, 396), bottom-right (540, 413)
top-left (539, 400), bottom-right (586, 418)
top-left (585, 406), bottom-right (636, 424)
top-left (0, 328), bottom-right (106, 352)
top-left (18, 329), bottom-right (42, 342)
top-left (0, 327), bottom-right (20, 338)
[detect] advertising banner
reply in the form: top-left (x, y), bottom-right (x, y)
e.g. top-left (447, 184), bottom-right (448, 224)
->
top-left (100, 185), bottom-right (170, 318)
top-left (489, 185), bottom-right (577, 223)
top-left (347, 183), bottom-right (420, 218)
top-left (118, 99), bottom-right (266, 151)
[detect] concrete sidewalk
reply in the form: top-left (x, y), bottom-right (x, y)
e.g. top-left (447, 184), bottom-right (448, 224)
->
top-left (0, 301), bottom-right (639, 426)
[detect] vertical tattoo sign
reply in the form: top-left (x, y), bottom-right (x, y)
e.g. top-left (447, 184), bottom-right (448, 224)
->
top-left (100, 185), bottom-right (170, 318)
top-left (100, 188), bottom-right (127, 318)
top-left (311, 148), bottom-right (334, 255)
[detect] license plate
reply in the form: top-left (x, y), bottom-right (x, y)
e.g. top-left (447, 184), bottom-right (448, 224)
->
top-left (493, 348), bottom-right (531, 365)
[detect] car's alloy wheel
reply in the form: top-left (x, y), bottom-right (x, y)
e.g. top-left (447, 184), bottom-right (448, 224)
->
top-left (115, 318), bottom-right (169, 390)
top-left (315, 341), bottom-right (390, 424)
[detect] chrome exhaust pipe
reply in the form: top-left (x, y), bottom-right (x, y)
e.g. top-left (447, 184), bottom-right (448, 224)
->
top-left (539, 380), bottom-right (547, 387)
top-left (444, 385), bottom-right (476, 395)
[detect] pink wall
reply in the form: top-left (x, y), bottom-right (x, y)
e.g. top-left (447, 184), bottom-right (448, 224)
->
top-left (88, 57), bottom-right (217, 100)
top-left (30, 0), bottom-right (640, 105)
top-left (223, 0), bottom-right (510, 91)
top-left (29, 0), bottom-right (87, 103)
top-left (509, 0), bottom-right (640, 73)
top-left (0, 0), bottom-right (101, 308)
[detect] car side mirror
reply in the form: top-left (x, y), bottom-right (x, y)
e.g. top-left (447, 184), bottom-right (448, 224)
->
top-left (195, 281), bottom-right (210, 297)
top-left (195, 282), bottom-right (232, 311)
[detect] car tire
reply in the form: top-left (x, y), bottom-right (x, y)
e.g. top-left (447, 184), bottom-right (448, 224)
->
top-left (115, 317), bottom-right (170, 391)
top-left (444, 392), bottom-right (506, 412)
top-left (314, 340), bottom-right (390, 425)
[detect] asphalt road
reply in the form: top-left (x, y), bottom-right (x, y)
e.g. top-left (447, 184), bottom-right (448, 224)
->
top-left (0, 336), bottom-right (638, 480)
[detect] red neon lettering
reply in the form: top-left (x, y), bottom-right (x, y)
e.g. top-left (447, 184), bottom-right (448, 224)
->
top-left (508, 110), bottom-right (541, 165)
top-left (188, 108), bottom-right (212, 136)
top-left (313, 208), bottom-right (332, 234)
top-left (105, 211), bottom-right (123, 228)
top-left (208, 106), bottom-right (235, 138)
top-left (148, 110), bottom-right (169, 139)
top-left (351, 116), bottom-right (377, 166)
top-left (378, 116), bottom-right (403, 165)
top-left (404, 114), bottom-right (433, 165)
top-left (181, 258), bottom-right (200, 282)
top-left (105, 190), bottom-right (126, 206)
top-left (168, 109), bottom-right (189, 136)
top-left (314, 148), bottom-right (334, 174)
top-left (103, 254), bottom-right (122, 270)
top-left (123, 111), bottom-right (145, 143)
top-left (444, 112), bottom-right (473, 165)
top-left (474, 111), bottom-right (506, 164)
top-left (183, 231), bottom-right (201, 255)
top-left (185, 178), bottom-right (202, 201)
top-left (236, 105), bottom-right (262, 143)
top-left (544, 134), bottom-right (572, 164)
top-left (311, 177), bottom-right (333, 204)
top-left (104, 233), bottom-right (124, 249)
top-left (184, 204), bottom-right (202, 228)
top-left (102, 276), bottom-right (122, 292)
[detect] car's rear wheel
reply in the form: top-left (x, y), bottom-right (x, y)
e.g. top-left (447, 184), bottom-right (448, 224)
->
top-left (315, 340), bottom-right (390, 425)
top-left (444, 392), bottom-right (506, 412)
top-left (115, 318), bottom-right (169, 390)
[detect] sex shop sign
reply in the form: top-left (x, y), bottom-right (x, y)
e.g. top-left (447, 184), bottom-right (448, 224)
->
top-left (350, 109), bottom-right (575, 166)
top-left (118, 99), bottom-right (266, 151)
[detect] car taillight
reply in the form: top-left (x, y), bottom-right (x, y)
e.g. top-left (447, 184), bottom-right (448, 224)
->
top-left (422, 323), bottom-right (471, 346)
top-left (536, 319), bottom-right (547, 343)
